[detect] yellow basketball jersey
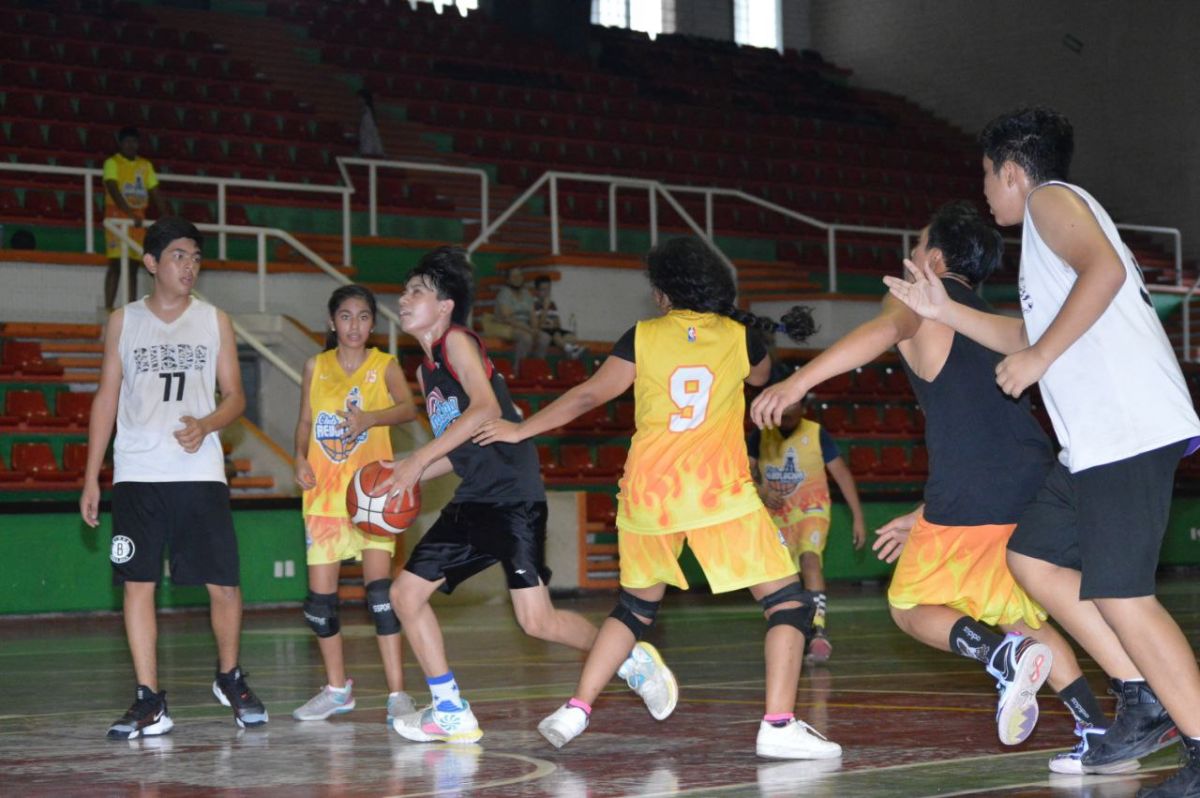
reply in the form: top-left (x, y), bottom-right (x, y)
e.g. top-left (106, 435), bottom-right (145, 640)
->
top-left (303, 348), bottom-right (396, 517)
top-left (755, 420), bottom-right (832, 526)
top-left (618, 311), bottom-right (762, 534)
top-left (103, 154), bottom-right (158, 215)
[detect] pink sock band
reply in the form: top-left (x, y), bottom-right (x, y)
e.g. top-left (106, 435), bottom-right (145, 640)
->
top-left (764, 712), bottom-right (794, 723)
top-left (568, 697), bottom-right (592, 715)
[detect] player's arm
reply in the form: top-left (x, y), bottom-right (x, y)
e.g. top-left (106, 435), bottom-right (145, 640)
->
top-left (826, 456), bottom-right (865, 549)
top-left (293, 357), bottom-right (317, 489)
top-left (103, 179), bottom-right (134, 216)
top-left (175, 310), bottom-right (245, 453)
top-left (381, 330), bottom-right (499, 497)
top-left (149, 186), bottom-right (167, 218)
top-left (751, 296), bottom-right (920, 428)
top-left (873, 504), bottom-right (923, 564)
top-left (473, 355), bottom-right (635, 445)
top-left (884, 259), bottom-right (1028, 355)
top-left (80, 310), bottom-right (125, 527)
top-left (993, 186), bottom-right (1128, 397)
top-left (746, 352), bottom-right (772, 387)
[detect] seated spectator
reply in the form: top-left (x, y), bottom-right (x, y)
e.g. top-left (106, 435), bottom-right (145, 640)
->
top-left (533, 276), bottom-right (585, 359)
top-left (488, 267), bottom-right (548, 366)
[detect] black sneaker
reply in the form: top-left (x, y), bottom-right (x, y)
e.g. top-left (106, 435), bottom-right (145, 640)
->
top-left (107, 684), bottom-right (173, 740)
top-left (1137, 736), bottom-right (1200, 797)
top-left (1082, 679), bottom-right (1179, 768)
top-left (212, 665), bottom-right (269, 728)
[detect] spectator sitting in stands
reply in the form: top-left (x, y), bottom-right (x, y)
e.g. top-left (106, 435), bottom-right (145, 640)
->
top-left (103, 126), bottom-right (167, 310)
top-left (489, 267), bottom-right (548, 367)
top-left (356, 89), bottom-right (385, 157)
top-left (533, 276), bottom-right (585, 360)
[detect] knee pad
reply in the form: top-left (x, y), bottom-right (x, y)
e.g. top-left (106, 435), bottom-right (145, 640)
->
top-left (365, 578), bottom-right (401, 636)
top-left (303, 591), bottom-right (340, 638)
top-left (608, 589), bottom-right (660, 640)
top-left (759, 583), bottom-right (815, 637)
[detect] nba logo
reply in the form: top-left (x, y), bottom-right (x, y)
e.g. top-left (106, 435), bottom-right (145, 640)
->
top-left (687, 327), bottom-right (696, 342)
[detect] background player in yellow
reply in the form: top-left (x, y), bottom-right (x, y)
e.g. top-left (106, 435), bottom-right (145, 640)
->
top-left (477, 237), bottom-right (841, 761)
top-left (748, 397), bottom-right (864, 663)
top-left (103, 127), bottom-right (168, 310)
top-left (292, 285), bottom-right (418, 723)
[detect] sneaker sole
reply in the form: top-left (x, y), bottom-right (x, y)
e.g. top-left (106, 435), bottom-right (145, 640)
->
top-left (1048, 755), bottom-right (1140, 775)
top-left (996, 643), bottom-right (1052, 745)
top-left (391, 718), bottom-right (483, 745)
top-left (634, 642), bottom-right (679, 721)
top-left (537, 719), bottom-right (578, 749)
top-left (108, 714), bottom-right (174, 740)
top-left (212, 682), bottom-right (269, 728)
top-left (806, 637), bottom-right (833, 664)
top-left (1083, 723), bottom-right (1179, 766)
top-left (756, 742), bottom-right (843, 760)
top-left (292, 699), bottom-right (356, 721)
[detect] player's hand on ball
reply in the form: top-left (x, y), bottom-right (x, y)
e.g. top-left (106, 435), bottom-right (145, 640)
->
top-left (295, 459), bottom-right (317, 490)
top-left (473, 418), bottom-right (521, 446)
top-left (337, 404), bottom-right (372, 443)
top-left (80, 481), bottom-right (101, 528)
top-left (995, 347), bottom-right (1048, 398)
top-left (872, 510), bottom-right (918, 563)
top-left (174, 415), bottom-right (208, 453)
top-left (380, 457), bottom-right (422, 504)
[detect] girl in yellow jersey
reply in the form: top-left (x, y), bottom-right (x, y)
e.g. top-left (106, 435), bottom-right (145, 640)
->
top-left (292, 285), bottom-right (419, 723)
top-left (476, 237), bottom-right (842, 760)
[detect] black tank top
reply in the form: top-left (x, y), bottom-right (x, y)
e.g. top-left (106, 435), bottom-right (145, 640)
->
top-left (419, 326), bottom-right (545, 503)
top-left (902, 280), bottom-right (1053, 525)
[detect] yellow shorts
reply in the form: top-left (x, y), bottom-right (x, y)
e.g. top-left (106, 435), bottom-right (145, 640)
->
top-left (887, 512), bottom-right (1045, 628)
top-left (775, 504), bottom-right (831, 564)
top-left (305, 515), bottom-right (395, 567)
top-left (105, 216), bottom-right (146, 260)
top-left (618, 507), bottom-right (798, 594)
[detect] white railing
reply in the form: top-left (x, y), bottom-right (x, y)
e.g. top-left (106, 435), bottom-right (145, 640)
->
top-left (335, 156), bottom-right (489, 241)
top-left (105, 217), bottom-right (403, 366)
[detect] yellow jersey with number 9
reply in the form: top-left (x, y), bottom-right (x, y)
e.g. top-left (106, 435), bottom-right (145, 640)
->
top-left (617, 310), bottom-right (762, 534)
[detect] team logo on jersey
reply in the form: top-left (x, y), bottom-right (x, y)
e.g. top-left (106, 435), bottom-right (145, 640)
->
top-left (1018, 274), bottom-right (1034, 313)
top-left (687, 326), bottom-right (697, 343)
top-left (110, 535), bottom-right (136, 564)
top-left (366, 369), bottom-right (378, 384)
top-left (315, 387), bottom-right (368, 463)
top-left (763, 446), bottom-right (805, 499)
top-left (426, 387), bottom-right (462, 438)
top-left (132, 343), bottom-right (208, 374)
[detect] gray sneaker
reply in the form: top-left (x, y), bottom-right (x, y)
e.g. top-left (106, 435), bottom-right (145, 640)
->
top-left (386, 691), bottom-right (416, 725)
top-left (617, 642), bottom-right (678, 721)
top-left (292, 680), bottom-right (355, 721)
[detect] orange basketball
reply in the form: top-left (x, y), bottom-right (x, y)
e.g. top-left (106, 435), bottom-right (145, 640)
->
top-left (345, 461), bottom-right (421, 536)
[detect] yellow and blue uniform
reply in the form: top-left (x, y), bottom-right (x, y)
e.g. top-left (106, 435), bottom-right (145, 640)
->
top-left (748, 420), bottom-right (838, 564)
top-left (103, 153), bottom-right (158, 259)
top-left (612, 311), bottom-right (796, 593)
top-left (303, 348), bottom-right (398, 566)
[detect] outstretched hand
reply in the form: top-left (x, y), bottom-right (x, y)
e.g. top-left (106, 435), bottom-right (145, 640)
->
top-left (749, 375), bottom-right (807, 429)
top-left (882, 259), bottom-right (950, 321)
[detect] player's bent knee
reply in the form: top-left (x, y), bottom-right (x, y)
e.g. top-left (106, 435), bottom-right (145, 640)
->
top-left (365, 578), bottom-right (402, 636)
top-left (608, 589), bottom-right (660, 640)
top-left (303, 591), bottom-right (340, 638)
top-left (759, 583), bottom-right (815, 637)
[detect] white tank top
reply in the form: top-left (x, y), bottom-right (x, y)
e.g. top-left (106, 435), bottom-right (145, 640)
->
top-left (114, 297), bottom-right (227, 483)
top-left (1019, 181), bottom-right (1200, 472)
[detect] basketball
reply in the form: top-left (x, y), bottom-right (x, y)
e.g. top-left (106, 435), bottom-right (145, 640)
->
top-left (345, 461), bottom-right (421, 536)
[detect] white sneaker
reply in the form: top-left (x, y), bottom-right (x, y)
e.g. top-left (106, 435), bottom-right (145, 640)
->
top-left (1049, 722), bottom-right (1140, 774)
top-left (292, 680), bottom-right (355, 721)
top-left (756, 719), bottom-right (843, 760)
top-left (985, 633), bottom-right (1053, 745)
top-left (538, 704), bottom-right (589, 749)
top-left (616, 642), bottom-right (678, 720)
top-left (387, 691), bottom-right (416, 725)
top-left (392, 701), bottom-right (483, 744)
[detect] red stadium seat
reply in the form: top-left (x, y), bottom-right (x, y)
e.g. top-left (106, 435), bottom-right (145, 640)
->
top-left (909, 446), bottom-right (929, 476)
top-left (11, 443), bottom-right (76, 481)
top-left (3, 341), bottom-right (63, 375)
top-left (855, 368), bottom-right (883, 395)
top-left (510, 358), bottom-right (551, 389)
top-left (592, 445), bottom-right (627, 478)
top-left (585, 492), bottom-right (617, 525)
top-left (882, 406), bottom-right (914, 435)
top-left (845, 405), bottom-right (881, 434)
top-left (876, 445), bottom-right (908, 475)
top-left (848, 446), bottom-right (879, 476)
top-left (0, 452), bottom-right (22, 482)
top-left (559, 445), bottom-right (592, 477)
top-left (817, 404), bottom-right (847, 433)
top-left (25, 190), bottom-right (65, 219)
top-left (55, 391), bottom-right (94, 425)
top-left (554, 358), bottom-right (587, 386)
top-left (6, 390), bottom-right (66, 426)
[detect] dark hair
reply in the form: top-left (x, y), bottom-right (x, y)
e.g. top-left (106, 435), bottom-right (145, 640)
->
top-left (644, 237), bottom-right (816, 344)
top-left (143, 216), bottom-right (202, 260)
top-left (407, 245), bottom-right (474, 326)
top-left (324, 284), bottom-right (378, 351)
top-left (533, 276), bottom-right (552, 288)
top-left (356, 88), bottom-right (376, 119)
top-left (926, 201), bottom-right (1003, 286)
top-left (117, 126), bottom-right (140, 142)
top-left (979, 107), bottom-right (1074, 184)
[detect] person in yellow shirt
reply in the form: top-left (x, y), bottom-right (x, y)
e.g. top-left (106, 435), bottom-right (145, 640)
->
top-left (476, 237), bottom-right (842, 761)
top-left (748, 398), bottom-right (865, 663)
top-left (291, 285), bottom-right (419, 723)
top-left (104, 127), bottom-right (167, 310)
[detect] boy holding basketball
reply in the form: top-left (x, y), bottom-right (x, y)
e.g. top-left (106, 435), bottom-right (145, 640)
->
top-left (380, 246), bottom-right (676, 744)
top-left (80, 216), bottom-right (268, 738)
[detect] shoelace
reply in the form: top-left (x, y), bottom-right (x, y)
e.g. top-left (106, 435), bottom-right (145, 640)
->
top-left (794, 720), bottom-right (830, 741)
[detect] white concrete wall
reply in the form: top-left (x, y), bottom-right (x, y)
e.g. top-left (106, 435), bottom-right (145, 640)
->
top-left (554, 266), bottom-right (660, 341)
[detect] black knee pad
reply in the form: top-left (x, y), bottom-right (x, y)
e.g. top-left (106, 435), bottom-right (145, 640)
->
top-left (608, 589), bottom-right (660, 640)
top-left (365, 578), bottom-right (401, 636)
top-left (759, 583), bottom-right (815, 637)
top-left (303, 591), bottom-right (340, 638)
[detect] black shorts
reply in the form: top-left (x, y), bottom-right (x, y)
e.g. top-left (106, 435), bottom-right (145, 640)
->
top-left (1008, 440), bottom-right (1187, 599)
top-left (404, 501), bottom-right (551, 594)
top-left (111, 481), bottom-right (240, 587)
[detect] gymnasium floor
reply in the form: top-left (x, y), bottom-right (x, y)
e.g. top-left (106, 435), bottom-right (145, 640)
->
top-left (4, 579), bottom-right (1198, 797)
